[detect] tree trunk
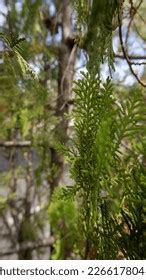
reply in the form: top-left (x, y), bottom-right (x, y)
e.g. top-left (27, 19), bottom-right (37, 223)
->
top-left (50, 0), bottom-right (77, 192)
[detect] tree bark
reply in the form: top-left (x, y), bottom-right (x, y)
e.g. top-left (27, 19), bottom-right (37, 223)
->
top-left (50, 0), bottom-right (77, 192)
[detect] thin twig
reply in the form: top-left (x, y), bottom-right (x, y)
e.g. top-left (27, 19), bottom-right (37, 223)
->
top-left (118, 12), bottom-right (146, 87)
top-left (115, 53), bottom-right (146, 60)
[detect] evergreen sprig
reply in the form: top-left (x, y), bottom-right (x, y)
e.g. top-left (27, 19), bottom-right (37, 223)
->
top-left (63, 71), bottom-right (146, 259)
top-left (74, 0), bottom-right (123, 72)
top-left (0, 32), bottom-right (37, 79)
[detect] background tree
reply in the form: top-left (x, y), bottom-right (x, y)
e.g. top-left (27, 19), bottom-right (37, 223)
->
top-left (0, 0), bottom-right (77, 259)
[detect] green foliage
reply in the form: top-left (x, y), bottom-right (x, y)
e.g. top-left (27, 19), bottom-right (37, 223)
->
top-left (19, 218), bottom-right (37, 242)
top-left (48, 187), bottom-right (79, 259)
top-left (74, 0), bottom-right (123, 72)
top-left (0, 196), bottom-right (8, 213)
top-left (0, 0), bottom-right (146, 261)
top-left (0, 32), bottom-right (37, 79)
top-left (21, 0), bottom-right (42, 34)
top-left (0, 28), bottom-right (57, 256)
top-left (0, 193), bottom-right (15, 213)
top-left (62, 72), bottom-right (146, 259)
